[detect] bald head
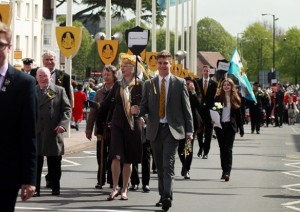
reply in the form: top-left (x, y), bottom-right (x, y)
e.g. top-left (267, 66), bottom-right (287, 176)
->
top-left (36, 67), bottom-right (51, 89)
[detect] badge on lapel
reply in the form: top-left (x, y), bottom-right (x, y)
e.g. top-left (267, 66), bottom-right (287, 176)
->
top-left (1, 79), bottom-right (11, 92)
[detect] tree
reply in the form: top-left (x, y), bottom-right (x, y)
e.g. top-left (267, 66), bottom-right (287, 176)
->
top-left (196, 17), bottom-right (236, 60)
top-left (57, 0), bottom-right (165, 26)
top-left (277, 27), bottom-right (300, 84)
top-left (241, 22), bottom-right (272, 81)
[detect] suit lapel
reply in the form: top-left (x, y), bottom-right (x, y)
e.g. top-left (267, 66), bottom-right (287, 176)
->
top-left (38, 84), bottom-right (57, 107)
top-left (167, 75), bottom-right (174, 103)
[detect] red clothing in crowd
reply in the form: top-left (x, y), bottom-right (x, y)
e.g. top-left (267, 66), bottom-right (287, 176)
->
top-left (72, 91), bottom-right (87, 122)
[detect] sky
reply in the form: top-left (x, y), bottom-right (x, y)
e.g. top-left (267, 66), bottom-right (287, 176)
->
top-left (57, 0), bottom-right (300, 36)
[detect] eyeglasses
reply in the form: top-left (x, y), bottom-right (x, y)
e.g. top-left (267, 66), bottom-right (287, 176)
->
top-left (0, 42), bottom-right (9, 51)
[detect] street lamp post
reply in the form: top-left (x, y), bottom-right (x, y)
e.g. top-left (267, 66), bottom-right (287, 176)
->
top-left (262, 14), bottom-right (278, 72)
top-left (260, 38), bottom-right (268, 71)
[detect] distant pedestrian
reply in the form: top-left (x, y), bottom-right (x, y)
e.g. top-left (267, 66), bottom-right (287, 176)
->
top-left (72, 84), bottom-right (87, 131)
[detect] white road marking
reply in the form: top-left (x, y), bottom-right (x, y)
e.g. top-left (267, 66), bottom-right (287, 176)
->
top-left (61, 158), bottom-right (80, 167)
top-left (16, 207), bottom-right (133, 212)
top-left (291, 127), bottom-right (300, 134)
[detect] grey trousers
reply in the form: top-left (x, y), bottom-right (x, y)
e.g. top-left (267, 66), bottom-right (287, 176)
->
top-left (151, 125), bottom-right (179, 199)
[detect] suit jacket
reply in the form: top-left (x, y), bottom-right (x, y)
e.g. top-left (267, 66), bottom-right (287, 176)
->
top-left (0, 64), bottom-right (37, 189)
top-left (36, 83), bottom-right (71, 156)
top-left (53, 69), bottom-right (72, 105)
top-left (22, 67), bottom-right (37, 79)
top-left (139, 75), bottom-right (194, 141)
top-left (276, 89), bottom-right (284, 107)
top-left (197, 78), bottom-right (217, 109)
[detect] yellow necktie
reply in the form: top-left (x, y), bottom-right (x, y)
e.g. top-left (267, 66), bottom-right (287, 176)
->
top-left (159, 78), bottom-right (166, 118)
top-left (204, 79), bottom-right (207, 96)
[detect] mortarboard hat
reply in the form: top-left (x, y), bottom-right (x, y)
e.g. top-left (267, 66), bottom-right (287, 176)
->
top-left (22, 58), bottom-right (34, 65)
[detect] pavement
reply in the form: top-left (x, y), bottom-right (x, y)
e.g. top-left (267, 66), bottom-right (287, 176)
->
top-left (64, 122), bottom-right (97, 155)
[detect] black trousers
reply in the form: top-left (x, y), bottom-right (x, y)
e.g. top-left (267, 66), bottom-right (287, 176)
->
top-left (177, 137), bottom-right (194, 171)
top-left (130, 140), bottom-right (152, 186)
top-left (96, 140), bottom-right (111, 185)
top-left (0, 187), bottom-right (19, 212)
top-left (197, 118), bottom-right (213, 155)
top-left (275, 105), bottom-right (284, 126)
top-left (215, 123), bottom-right (236, 175)
top-left (37, 155), bottom-right (62, 192)
top-left (250, 106), bottom-right (261, 132)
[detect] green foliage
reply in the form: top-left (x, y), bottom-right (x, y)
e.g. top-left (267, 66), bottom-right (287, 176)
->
top-left (196, 17), bottom-right (236, 60)
top-left (241, 22), bottom-right (272, 81)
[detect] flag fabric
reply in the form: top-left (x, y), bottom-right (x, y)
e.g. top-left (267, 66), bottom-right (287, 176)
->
top-left (157, 0), bottom-right (188, 10)
top-left (228, 49), bottom-right (257, 103)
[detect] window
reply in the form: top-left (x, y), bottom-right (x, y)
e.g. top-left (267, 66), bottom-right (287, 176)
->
top-left (34, 4), bottom-right (38, 20)
top-left (26, 3), bottom-right (30, 20)
top-left (33, 36), bottom-right (37, 60)
top-left (16, 2), bottom-right (21, 19)
top-left (25, 36), bottom-right (29, 56)
top-left (16, 35), bottom-right (20, 50)
top-left (43, 24), bottom-right (51, 45)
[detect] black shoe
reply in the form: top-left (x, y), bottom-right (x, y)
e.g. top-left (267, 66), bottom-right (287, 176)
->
top-left (181, 167), bottom-right (186, 176)
top-left (46, 180), bottom-right (52, 188)
top-left (95, 183), bottom-right (102, 189)
top-left (129, 184), bottom-right (138, 191)
top-left (197, 149), bottom-right (202, 157)
top-left (155, 197), bottom-right (163, 207)
top-left (224, 174), bottom-right (230, 182)
top-left (71, 125), bottom-right (76, 129)
top-left (202, 154), bottom-right (208, 159)
top-left (33, 191), bottom-right (40, 197)
top-left (184, 171), bottom-right (190, 179)
top-left (52, 189), bottom-right (60, 195)
top-left (256, 131), bottom-right (260, 134)
top-left (142, 185), bottom-right (150, 192)
top-left (152, 170), bottom-right (157, 174)
top-left (162, 197), bottom-right (172, 211)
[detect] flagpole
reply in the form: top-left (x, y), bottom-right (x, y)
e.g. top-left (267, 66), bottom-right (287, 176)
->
top-left (192, 0), bottom-right (197, 75)
top-left (106, 0), bottom-right (111, 39)
top-left (166, 0), bottom-right (170, 51)
top-left (136, 0), bottom-right (141, 26)
top-left (174, 0), bottom-right (178, 56)
top-left (152, 0), bottom-right (156, 52)
top-left (190, 0), bottom-right (194, 74)
top-left (181, 0), bottom-right (185, 68)
top-left (186, 0), bottom-right (190, 71)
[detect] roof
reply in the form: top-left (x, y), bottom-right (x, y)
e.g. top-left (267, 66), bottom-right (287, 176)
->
top-left (198, 51), bottom-right (225, 68)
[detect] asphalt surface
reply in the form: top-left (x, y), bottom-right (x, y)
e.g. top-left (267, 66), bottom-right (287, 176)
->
top-left (15, 122), bottom-right (300, 212)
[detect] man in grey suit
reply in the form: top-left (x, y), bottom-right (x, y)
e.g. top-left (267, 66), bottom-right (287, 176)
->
top-left (35, 67), bottom-right (71, 196)
top-left (131, 50), bottom-right (193, 211)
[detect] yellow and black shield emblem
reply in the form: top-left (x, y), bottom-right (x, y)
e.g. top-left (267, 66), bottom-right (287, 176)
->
top-left (0, 4), bottom-right (11, 26)
top-left (128, 49), bottom-right (146, 62)
top-left (56, 27), bottom-right (82, 58)
top-left (97, 40), bottom-right (118, 65)
top-left (171, 64), bottom-right (182, 77)
top-left (146, 52), bottom-right (157, 72)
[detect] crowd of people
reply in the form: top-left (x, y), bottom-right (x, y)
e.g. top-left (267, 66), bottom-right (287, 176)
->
top-left (1, 18), bottom-right (299, 211)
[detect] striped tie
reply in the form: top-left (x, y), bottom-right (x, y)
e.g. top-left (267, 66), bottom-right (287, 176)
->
top-left (159, 78), bottom-right (166, 118)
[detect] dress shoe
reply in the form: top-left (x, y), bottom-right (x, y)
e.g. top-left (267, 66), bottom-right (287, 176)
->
top-left (152, 169), bottom-right (157, 174)
top-left (181, 167), bottom-right (186, 176)
top-left (224, 174), bottom-right (230, 182)
top-left (197, 149), bottom-right (202, 157)
top-left (256, 131), bottom-right (260, 134)
top-left (142, 185), bottom-right (150, 192)
top-left (46, 180), bottom-right (52, 188)
top-left (129, 184), bottom-right (138, 191)
top-left (120, 192), bottom-right (128, 200)
top-left (95, 183), bottom-right (102, 189)
top-left (184, 171), bottom-right (190, 179)
top-left (155, 197), bottom-right (163, 207)
top-left (162, 197), bottom-right (172, 211)
top-left (51, 189), bottom-right (60, 195)
top-left (221, 172), bottom-right (225, 179)
top-left (71, 124), bottom-right (76, 129)
top-left (202, 154), bottom-right (208, 159)
top-left (107, 190), bottom-right (119, 201)
top-left (33, 191), bottom-right (40, 197)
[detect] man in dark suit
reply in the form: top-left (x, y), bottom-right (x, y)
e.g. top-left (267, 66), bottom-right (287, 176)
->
top-left (21, 57), bottom-right (37, 80)
top-left (274, 83), bottom-right (284, 127)
top-left (132, 50), bottom-right (193, 211)
top-left (42, 50), bottom-right (72, 104)
top-left (196, 65), bottom-right (217, 159)
top-left (0, 22), bottom-right (37, 211)
top-left (42, 50), bottom-right (73, 188)
top-left (35, 67), bottom-right (71, 196)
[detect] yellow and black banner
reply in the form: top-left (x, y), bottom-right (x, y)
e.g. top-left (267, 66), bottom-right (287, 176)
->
top-left (0, 4), bottom-right (11, 26)
top-left (145, 52), bottom-right (157, 72)
top-left (97, 40), bottom-right (118, 65)
top-left (128, 49), bottom-right (146, 62)
top-left (56, 26), bottom-right (82, 58)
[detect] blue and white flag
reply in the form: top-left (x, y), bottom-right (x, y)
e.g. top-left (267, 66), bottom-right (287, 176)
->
top-left (157, 0), bottom-right (189, 10)
top-left (228, 49), bottom-right (257, 103)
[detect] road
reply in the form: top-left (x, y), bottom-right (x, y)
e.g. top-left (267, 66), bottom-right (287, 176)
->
top-left (15, 124), bottom-right (300, 212)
